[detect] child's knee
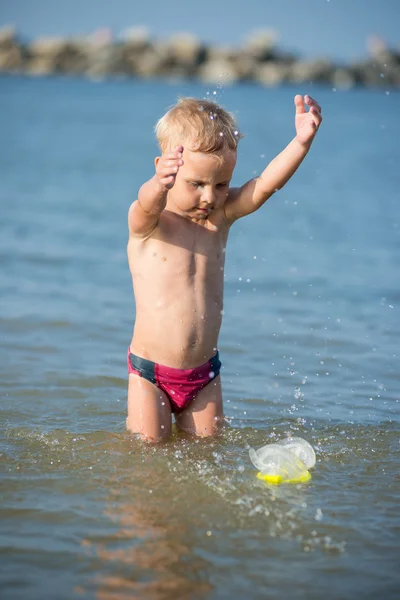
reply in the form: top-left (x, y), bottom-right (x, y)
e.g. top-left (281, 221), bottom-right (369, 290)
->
top-left (126, 416), bottom-right (170, 442)
top-left (177, 416), bottom-right (223, 437)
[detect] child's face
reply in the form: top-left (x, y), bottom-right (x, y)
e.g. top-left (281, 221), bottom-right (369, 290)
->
top-left (169, 147), bottom-right (236, 220)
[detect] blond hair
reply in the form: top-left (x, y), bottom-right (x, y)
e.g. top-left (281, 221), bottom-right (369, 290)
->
top-left (155, 97), bottom-right (242, 154)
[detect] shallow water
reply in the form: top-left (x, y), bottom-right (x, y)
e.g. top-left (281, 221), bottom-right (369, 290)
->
top-left (1, 76), bottom-right (399, 599)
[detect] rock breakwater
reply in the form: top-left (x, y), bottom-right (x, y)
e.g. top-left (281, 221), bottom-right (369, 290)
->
top-left (0, 26), bottom-right (399, 88)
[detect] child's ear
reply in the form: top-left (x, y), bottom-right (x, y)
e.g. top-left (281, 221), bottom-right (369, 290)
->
top-left (154, 156), bottom-right (160, 169)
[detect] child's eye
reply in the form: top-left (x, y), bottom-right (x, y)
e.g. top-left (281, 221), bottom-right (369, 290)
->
top-left (217, 183), bottom-right (228, 189)
top-left (190, 181), bottom-right (201, 188)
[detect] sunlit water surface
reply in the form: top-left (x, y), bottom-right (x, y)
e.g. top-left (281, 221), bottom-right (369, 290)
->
top-left (1, 76), bottom-right (399, 599)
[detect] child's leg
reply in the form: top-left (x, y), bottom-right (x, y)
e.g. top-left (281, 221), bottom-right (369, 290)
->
top-left (175, 375), bottom-right (224, 437)
top-left (127, 374), bottom-right (172, 441)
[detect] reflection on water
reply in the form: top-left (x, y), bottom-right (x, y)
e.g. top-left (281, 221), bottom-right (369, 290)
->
top-left (87, 424), bottom-right (398, 598)
top-left (84, 475), bottom-right (213, 599)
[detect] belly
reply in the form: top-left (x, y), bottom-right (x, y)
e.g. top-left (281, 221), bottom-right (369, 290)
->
top-left (131, 269), bottom-right (224, 368)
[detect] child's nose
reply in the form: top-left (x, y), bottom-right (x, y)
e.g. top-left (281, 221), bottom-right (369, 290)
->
top-left (202, 188), bottom-right (216, 205)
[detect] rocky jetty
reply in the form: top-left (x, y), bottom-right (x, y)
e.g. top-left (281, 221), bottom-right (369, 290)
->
top-left (0, 26), bottom-right (399, 88)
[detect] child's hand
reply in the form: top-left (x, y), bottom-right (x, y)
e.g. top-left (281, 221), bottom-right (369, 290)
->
top-left (294, 95), bottom-right (322, 147)
top-left (155, 145), bottom-right (184, 190)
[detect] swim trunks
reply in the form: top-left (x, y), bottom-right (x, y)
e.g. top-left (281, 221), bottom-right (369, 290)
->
top-left (127, 348), bottom-right (221, 413)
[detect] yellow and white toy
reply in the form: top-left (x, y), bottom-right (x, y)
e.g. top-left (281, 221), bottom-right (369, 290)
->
top-left (249, 437), bottom-right (316, 485)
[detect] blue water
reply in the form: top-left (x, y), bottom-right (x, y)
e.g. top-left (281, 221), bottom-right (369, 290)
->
top-left (1, 76), bottom-right (399, 599)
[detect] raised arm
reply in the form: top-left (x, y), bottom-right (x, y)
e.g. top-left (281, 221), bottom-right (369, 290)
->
top-left (224, 95), bottom-right (322, 224)
top-left (128, 145), bottom-right (184, 237)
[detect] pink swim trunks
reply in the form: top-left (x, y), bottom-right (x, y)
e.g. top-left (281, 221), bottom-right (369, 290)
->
top-left (127, 348), bottom-right (221, 413)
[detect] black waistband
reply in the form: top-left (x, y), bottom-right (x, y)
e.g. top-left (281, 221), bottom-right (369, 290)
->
top-left (129, 353), bottom-right (157, 384)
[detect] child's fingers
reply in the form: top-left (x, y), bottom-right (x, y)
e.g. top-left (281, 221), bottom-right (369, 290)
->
top-left (158, 174), bottom-right (177, 190)
top-left (160, 174), bottom-right (175, 185)
top-left (159, 166), bottom-right (179, 178)
top-left (310, 108), bottom-right (322, 129)
top-left (294, 94), bottom-right (305, 114)
top-left (163, 146), bottom-right (182, 159)
top-left (165, 156), bottom-right (183, 168)
top-left (160, 156), bottom-right (183, 167)
top-left (162, 152), bottom-right (183, 165)
top-left (305, 95), bottom-right (322, 113)
top-left (310, 105), bottom-right (322, 121)
top-left (159, 158), bottom-right (183, 174)
top-left (156, 147), bottom-right (184, 187)
top-left (165, 146), bottom-right (184, 159)
top-left (164, 159), bottom-right (183, 168)
top-left (158, 159), bottom-right (183, 180)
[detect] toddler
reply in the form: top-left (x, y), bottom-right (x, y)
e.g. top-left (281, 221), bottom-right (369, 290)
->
top-left (126, 94), bottom-right (322, 441)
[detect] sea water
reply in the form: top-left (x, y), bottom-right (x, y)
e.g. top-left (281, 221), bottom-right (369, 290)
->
top-left (0, 75), bottom-right (399, 599)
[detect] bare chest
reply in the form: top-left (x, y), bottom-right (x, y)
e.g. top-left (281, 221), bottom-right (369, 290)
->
top-left (129, 213), bottom-right (229, 285)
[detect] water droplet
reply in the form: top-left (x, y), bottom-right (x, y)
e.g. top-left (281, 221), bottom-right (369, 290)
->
top-left (315, 508), bottom-right (323, 521)
top-left (209, 371), bottom-right (215, 379)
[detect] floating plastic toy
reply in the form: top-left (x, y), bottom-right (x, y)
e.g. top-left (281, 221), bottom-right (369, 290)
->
top-left (249, 437), bottom-right (316, 485)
